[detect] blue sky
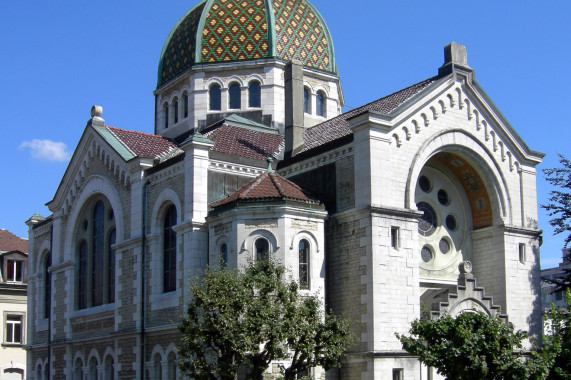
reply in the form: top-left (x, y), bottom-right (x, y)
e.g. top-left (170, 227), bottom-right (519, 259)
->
top-left (1, 1), bottom-right (569, 268)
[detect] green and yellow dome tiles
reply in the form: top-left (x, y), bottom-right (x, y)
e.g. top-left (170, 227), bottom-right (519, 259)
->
top-left (157, 0), bottom-right (336, 87)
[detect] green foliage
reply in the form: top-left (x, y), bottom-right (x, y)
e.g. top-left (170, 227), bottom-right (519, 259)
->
top-left (177, 260), bottom-right (352, 380)
top-left (396, 312), bottom-right (548, 380)
top-left (543, 289), bottom-right (571, 379)
top-left (542, 154), bottom-right (571, 251)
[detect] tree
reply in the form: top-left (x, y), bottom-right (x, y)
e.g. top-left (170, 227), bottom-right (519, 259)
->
top-left (543, 289), bottom-right (571, 379)
top-left (396, 312), bottom-right (548, 380)
top-left (177, 260), bottom-right (352, 380)
top-left (542, 154), bottom-right (571, 251)
top-left (542, 154), bottom-right (571, 291)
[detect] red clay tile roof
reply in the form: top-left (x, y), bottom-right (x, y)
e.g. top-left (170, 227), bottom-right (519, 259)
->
top-left (212, 171), bottom-right (319, 207)
top-left (0, 229), bottom-right (28, 253)
top-left (299, 76), bottom-right (439, 154)
top-left (204, 124), bottom-right (284, 160)
top-left (106, 126), bottom-right (181, 159)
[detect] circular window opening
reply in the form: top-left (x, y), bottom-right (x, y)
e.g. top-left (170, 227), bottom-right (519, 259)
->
top-left (419, 176), bottom-right (431, 193)
top-left (445, 215), bottom-right (457, 231)
top-left (439, 238), bottom-right (451, 254)
top-left (437, 189), bottom-right (449, 205)
top-left (421, 245), bottom-right (433, 263)
top-left (417, 202), bottom-right (437, 236)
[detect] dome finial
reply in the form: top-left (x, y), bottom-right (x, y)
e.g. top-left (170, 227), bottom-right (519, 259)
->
top-left (266, 157), bottom-right (274, 172)
top-left (89, 105), bottom-right (105, 127)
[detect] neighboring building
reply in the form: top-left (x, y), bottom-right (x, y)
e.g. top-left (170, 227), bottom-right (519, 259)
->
top-left (541, 248), bottom-right (571, 310)
top-left (0, 229), bottom-right (28, 380)
top-left (26, 0), bottom-right (544, 379)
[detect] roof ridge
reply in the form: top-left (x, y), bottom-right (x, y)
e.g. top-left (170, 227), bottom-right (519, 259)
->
top-left (268, 172), bottom-right (286, 198)
top-left (241, 172), bottom-right (269, 199)
top-left (305, 75), bottom-right (440, 134)
top-left (106, 125), bottom-right (171, 140)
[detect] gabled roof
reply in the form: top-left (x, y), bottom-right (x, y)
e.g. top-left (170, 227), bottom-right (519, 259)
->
top-left (211, 171), bottom-right (320, 208)
top-left (299, 75), bottom-right (441, 154)
top-left (203, 122), bottom-right (284, 161)
top-left (0, 229), bottom-right (28, 253)
top-left (94, 125), bottom-right (182, 161)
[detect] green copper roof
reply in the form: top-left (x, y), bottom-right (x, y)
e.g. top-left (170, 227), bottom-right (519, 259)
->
top-left (157, 0), bottom-right (336, 87)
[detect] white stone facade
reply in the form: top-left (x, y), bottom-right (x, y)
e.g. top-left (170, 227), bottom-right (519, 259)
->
top-left (25, 5), bottom-right (544, 380)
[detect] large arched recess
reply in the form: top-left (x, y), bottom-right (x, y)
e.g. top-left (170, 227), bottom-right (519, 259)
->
top-left (64, 175), bottom-right (125, 259)
top-left (406, 129), bottom-right (512, 227)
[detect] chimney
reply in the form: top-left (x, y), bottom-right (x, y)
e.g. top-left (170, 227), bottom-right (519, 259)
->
top-left (439, 42), bottom-right (472, 76)
top-left (284, 60), bottom-right (304, 157)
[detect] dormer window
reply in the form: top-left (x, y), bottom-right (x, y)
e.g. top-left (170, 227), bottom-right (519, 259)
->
top-left (183, 92), bottom-right (189, 118)
top-left (248, 81), bottom-right (261, 108)
top-left (303, 87), bottom-right (311, 114)
top-left (173, 98), bottom-right (179, 124)
top-left (316, 90), bottom-right (326, 117)
top-left (163, 103), bottom-right (169, 129)
top-left (5, 259), bottom-right (24, 283)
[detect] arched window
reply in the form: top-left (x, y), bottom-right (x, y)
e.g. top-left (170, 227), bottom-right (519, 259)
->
top-left (173, 97), bottom-right (179, 124)
top-left (73, 359), bottom-right (83, 380)
top-left (303, 87), bottom-right (311, 114)
top-left (220, 243), bottom-right (228, 264)
top-left (76, 198), bottom-right (116, 310)
top-left (248, 81), bottom-right (261, 108)
top-left (88, 358), bottom-right (98, 380)
top-left (44, 252), bottom-right (51, 319)
top-left (92, 200), bottom-right (105, 307)
top-left (316, 91), bottom-right (326, 117)
top-left (105, 356), bottom-right (114, 380)
top-left (163, 205), bottom-right (177, 293)
top-left (108, 228), bottom-right (116, 303)
top-left (163, 102), bottom-right (169, 129)
top-left (78, 240), bottom-right (88, 310)
top-left (209, 84), bottom-right (221, 111)
top-left (153, 354), bottom-right (162, 380)
top-left (299, 239), bottom-right (310, 289)
top-left (255, 238), bottom-right (269, 261)
top-left (37, 364), bottom-right (43, 380)
top-left (229, 82), bottom-right (241, 109)
top-left (183, 92), bottom-right (189, 118)
top-left (167, 353), bottom-right (176, 379)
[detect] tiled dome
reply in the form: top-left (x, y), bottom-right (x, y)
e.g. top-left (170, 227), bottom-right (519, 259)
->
top-left (157, 0), bottom-right (336, 87)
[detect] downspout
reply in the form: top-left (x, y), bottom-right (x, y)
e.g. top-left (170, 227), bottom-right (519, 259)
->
top-left (47, 224), bottom-right (53, 379)
top-left (140, 178), bottom-right (150, 379)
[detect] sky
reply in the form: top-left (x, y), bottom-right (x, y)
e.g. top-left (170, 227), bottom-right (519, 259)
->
top-left (1, 1), bottom-right (569, 268)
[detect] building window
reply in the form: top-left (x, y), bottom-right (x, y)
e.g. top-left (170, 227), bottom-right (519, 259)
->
top-left (73, 359), bottom-right (83, 380)
top-left (4, 314), bottom-right (24, 344)
top-left (248, 81), bottom-right (261, 108)
top-left (299, 239), bottom-right (310, 289)
top-left (393, 368), bottom-right (404, 380)
top-left (76, 198), bottom-right (116, 310)
top-left (173, 97), bottom-right (179, 124)
top-left (163, 103), bottom-right (169, 129)
top-left (391, 227), bottom-right (400, 250)
top-left (167, 353), bottom-right (176, 379)
top-left (220, 243), bottom-right (228, 264)
top-left (303, 87), bottom-right (311, 114)
top-left (519, 243), bottom-right (526, 264)
top-left (88, 358), bottom-right (98, 380)
top-left (5, 259), bottom-right (24, 282)
top-left (316, 90), bottom-right (325, 117)
top-left (105, 356), bottom-right (114, 380)
top-left (44, 252), bottom-right (52, 319)
top-left (229, 82), bottom-right (241, 109)
top-left (209, 84), bottom-right (221, 111)
top-left (108, 229), bottom-right (116, 303)
top-left (255, 238), bottom-right (269, 261)
top-left (153, 354), bottom-right (162, 380)
top-left (163, 205), bottom-right (177, 293)
top-left (183, 92), bottom-right (189, 118)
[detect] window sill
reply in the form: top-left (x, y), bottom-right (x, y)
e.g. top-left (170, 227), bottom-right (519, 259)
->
top-left (2, 342), bottom-right (23, 347)
top-left (71, 303), bottom-right (115, 322)
top-left (150, 291), bottom-right (178, 311)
